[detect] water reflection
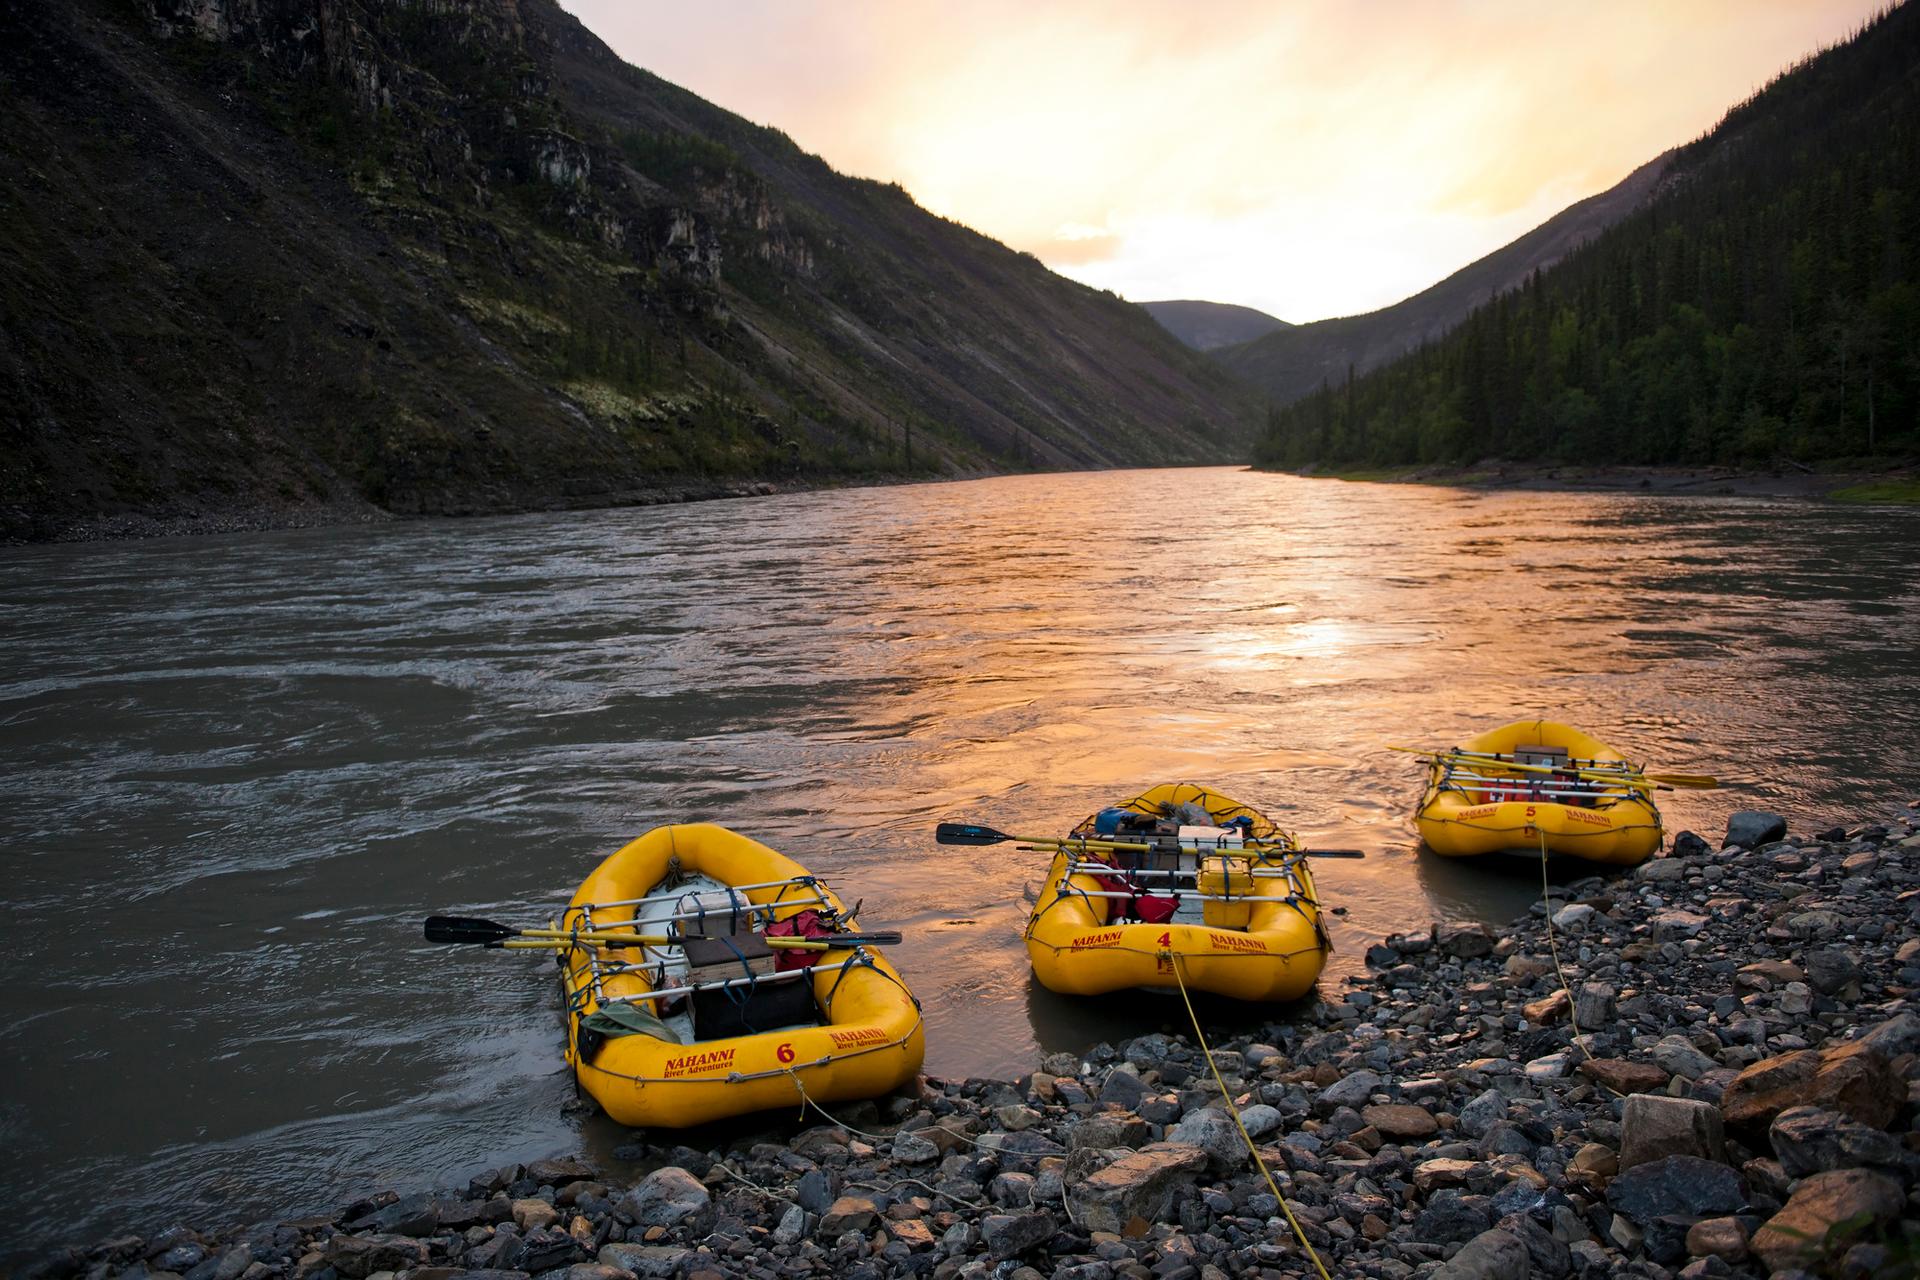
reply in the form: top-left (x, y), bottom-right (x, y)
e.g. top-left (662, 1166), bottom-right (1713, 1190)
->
top-left (1, 468), bottom-right (1917, 1256)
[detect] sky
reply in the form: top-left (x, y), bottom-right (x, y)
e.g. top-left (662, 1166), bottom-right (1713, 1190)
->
top-left (559, 1), bottom-right (1888, 324)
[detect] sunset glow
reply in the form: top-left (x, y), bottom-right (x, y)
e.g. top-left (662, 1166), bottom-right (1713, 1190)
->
top-left (561, 0), bottom-right (1885, 322)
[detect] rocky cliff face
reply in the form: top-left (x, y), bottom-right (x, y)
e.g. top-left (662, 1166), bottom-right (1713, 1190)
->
top-left (0, 0), bottom-right (1258, 540)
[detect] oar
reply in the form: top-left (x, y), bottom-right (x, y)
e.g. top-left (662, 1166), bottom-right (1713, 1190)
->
top-left (1387, 746), bottom-right (1716, 791)
top-left (935, 822), bottom-right (1366, 858)
top-left (423, 915), bottom-right (901, 949)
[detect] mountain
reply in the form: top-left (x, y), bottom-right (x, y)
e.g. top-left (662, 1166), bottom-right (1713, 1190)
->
top-left (1255, 3), bottom-right (1920, 470)
top-left (0, 0), bottom-right (1259, 541)
top-left (1217, 153), bottom-right (1670, 406)
top-left (1141, 300), bottom-right (1291, 351)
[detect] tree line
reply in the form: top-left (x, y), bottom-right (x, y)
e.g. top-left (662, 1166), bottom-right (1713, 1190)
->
top-left (1256, 4), bottom-right (1920, 470)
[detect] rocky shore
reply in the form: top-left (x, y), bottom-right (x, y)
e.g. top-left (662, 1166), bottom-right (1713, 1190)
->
top-left (32, 810), bottom-right (1920, 1280)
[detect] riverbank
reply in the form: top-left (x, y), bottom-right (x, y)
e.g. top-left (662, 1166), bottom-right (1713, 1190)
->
top-left (30, 809), bottom-right (1918, 1280)
top-left (1285, 462), bottom-right (1920, 502)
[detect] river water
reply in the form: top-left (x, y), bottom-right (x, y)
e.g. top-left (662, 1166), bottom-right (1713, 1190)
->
top-left (3, 467), bottom-right (1917, 1255)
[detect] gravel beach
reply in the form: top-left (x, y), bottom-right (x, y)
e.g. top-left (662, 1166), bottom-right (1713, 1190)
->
top-left (30, 809), bottom-right (1920, 1280)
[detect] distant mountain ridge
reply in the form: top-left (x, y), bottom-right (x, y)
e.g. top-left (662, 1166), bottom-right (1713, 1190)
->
top-left (0, 0), bottom-right (1258, 540)
top-left (1218, 152), bottom-right (1672, 405)
top-left (1254, 2), bottom-right (1920, 469)
top-left (1140, 300), bottom-right (1291, 350)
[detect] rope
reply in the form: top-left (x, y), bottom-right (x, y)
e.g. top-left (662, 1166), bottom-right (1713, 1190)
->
top-left (1168, 953), bottom-right (1330, 1280)
top-left (1538, 830), bottom-right (1612, 1092)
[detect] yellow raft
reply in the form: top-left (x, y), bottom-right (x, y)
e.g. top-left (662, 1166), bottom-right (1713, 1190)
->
top-left (1415, 720), bottom-right (1663, 867)
top-left (557, 823), bottom-right (924, 1128)
top-left (1025, 783), bottom-right (1330, 1002)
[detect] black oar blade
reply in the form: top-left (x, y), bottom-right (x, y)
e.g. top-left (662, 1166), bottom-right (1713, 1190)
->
top-left (936, 822), bottom-right (1009, 846)
top-left (424, 915), bottom-right (517, 945)
top-left (1303, 848), bottom-right (1367, 859)
top-left (839, 930), bottom-right (903, 945)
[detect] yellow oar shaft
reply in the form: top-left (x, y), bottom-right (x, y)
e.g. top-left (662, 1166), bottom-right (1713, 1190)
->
top-left (1390, 744), bottom-right (1716, 790)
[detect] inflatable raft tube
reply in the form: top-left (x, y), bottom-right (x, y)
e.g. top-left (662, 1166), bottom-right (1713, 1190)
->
top-left (1025, 783), bottom-right (1329, 1002)
top-left (558, 823), bottom-right (923, 1128)
top-left (1415, 720), bottom-right (1663, 867)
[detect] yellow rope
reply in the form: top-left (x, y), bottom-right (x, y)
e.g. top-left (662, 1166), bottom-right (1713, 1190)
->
top-left (1538, 831), bottom-right (1601, 1078)
top-left (1169, 953), bottom-right (1332, 1280)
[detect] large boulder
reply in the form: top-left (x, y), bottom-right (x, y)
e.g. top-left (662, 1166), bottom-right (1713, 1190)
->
top-left (1605, 1155), bottom-right (1746, 1226)
top-left (1724, 811), bottom-right (1787, 848)
top-left (1769, 1105), bottom-right (1904, 1177)
top-left (1064, 1142), bottom-right (1209, 1233)
top-left (1720, 1041), bottom-right (1903, 1130)
top-left (1617, 1094), bottom-right (1727, 1171)
top-left (1751, 1168), bottom-right (1906, 1272)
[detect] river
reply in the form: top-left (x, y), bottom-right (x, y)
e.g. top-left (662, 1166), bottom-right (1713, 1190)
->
top-left (3, 467), bottom-right (1916, 1256)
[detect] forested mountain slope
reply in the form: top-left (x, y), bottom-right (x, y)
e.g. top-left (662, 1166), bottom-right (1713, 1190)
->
top-left (1256, 4), bottom-right (1920, 469)
top-left (1219, 153), bottom-right (1670, 406)
top-left (0, 0), bottom-right (1257, 540)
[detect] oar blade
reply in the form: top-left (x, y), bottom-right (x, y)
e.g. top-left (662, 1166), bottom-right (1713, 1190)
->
top-left (424, 915), bottom-right (517, 945)
top-left (1303, 848), bottom-right (1367, 859)
top-left (1648, 773), bottom-right (1719, 789)
top-left (936, 822), bottom-right (1009, 846)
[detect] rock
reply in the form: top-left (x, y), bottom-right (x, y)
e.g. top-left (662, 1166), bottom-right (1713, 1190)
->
top-left (1724, 811), bottom-right (1787, 848)
top-left (1498, 1211), bottom-right (1573, 1278)
top-left (1720, 1041), bottom-right (1903, 1130)
top-left (1751, 1169), bottom-right (1906, 1272)
top-left (1165, 1108), bottom-right (1246, 1172)
top-left (1578, 1058), bottom-right (1670, 1095)
top-left (526, 1156), bottom-right (596, 1186)
top-left (1068, 1113), bottom-right (1150, 1151)
top-left (1605, 1155), bottom-right (1746, 1226)
top-left (979, 1212), bottom-right (1054, 1260)
top-left (1569, 1142), bottom-right (1619, 1182)
top-left (1618, 1095), bottom-right (1727, 1171)
top-left (1436, 922), bottom-right (1496, 958)
top-left (889, 1218), bottom-right (936, 1249)
top-left (816, 1195), bottom-right (878, 1236)
top-left (1064, 1142), bottom-right (1209, 1234)
top-left (1672, 831), bottom-right (1710, 856)
top-left (1431, 1228), bottom-right (1528, 1280)
top-left (323, 1235), bottom-right (429, 1279)
top-left (1523, 990), bottom-right (1570, 1024)
top-left (1316, 1068), bottom-right (1382, 1111)
top-left (1525, 1051), bottom-right (1573, 1081)
top-left (1457, 1088), bottom-right (1508, 1139)
top-left (1651, 909), bottom-right (1711, 940)
top-left (510, 1199), bottom-right (559, 1232)
top-left (1768, 1105), bottom-right (1904, 1177)
top-left (1412, 1158), bottom-right (1484, 1192)
top-left (1684, 1216), bottom-right (1748, 1263)
top-left (1574, 983), bottom-right (1616, 1027)
top-left (1856, 1011), bottom-right (1920, 1058)
top-left (891, 1132), bottom-right (939, 1164)
top-left (598, 1244), bottom-right (693, 1278)
top-left (1413, 1189), bottom-right (1491, 1243)
top-left (771, 1205), bottom-right (807, 1246)
top-left (1360, 1103), bottom-right (1437, 1140)
top-left (994, 1104), bottom-right (1042, 1132)
top-left (795, 1169), bottom-right (838, 1216)
top-left (1550, 902), bottom-right (1596, 930)
top-left (1097, 1069), bottom-right (1147, 1110)
top-left (619, 1168), bottom-right (709, 1230)
top-left (1803, 949), bottom-right (1861, 997)
top-left (1237, 1103), bottom-right (1282, 1138)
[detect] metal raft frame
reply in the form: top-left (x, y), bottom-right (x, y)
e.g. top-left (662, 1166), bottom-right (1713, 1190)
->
top-left (563, 873), bottom-right (866, 1015)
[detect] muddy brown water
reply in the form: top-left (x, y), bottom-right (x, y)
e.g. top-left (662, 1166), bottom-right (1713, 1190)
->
top-left (3, 467), bottom-right (1917, 1256)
